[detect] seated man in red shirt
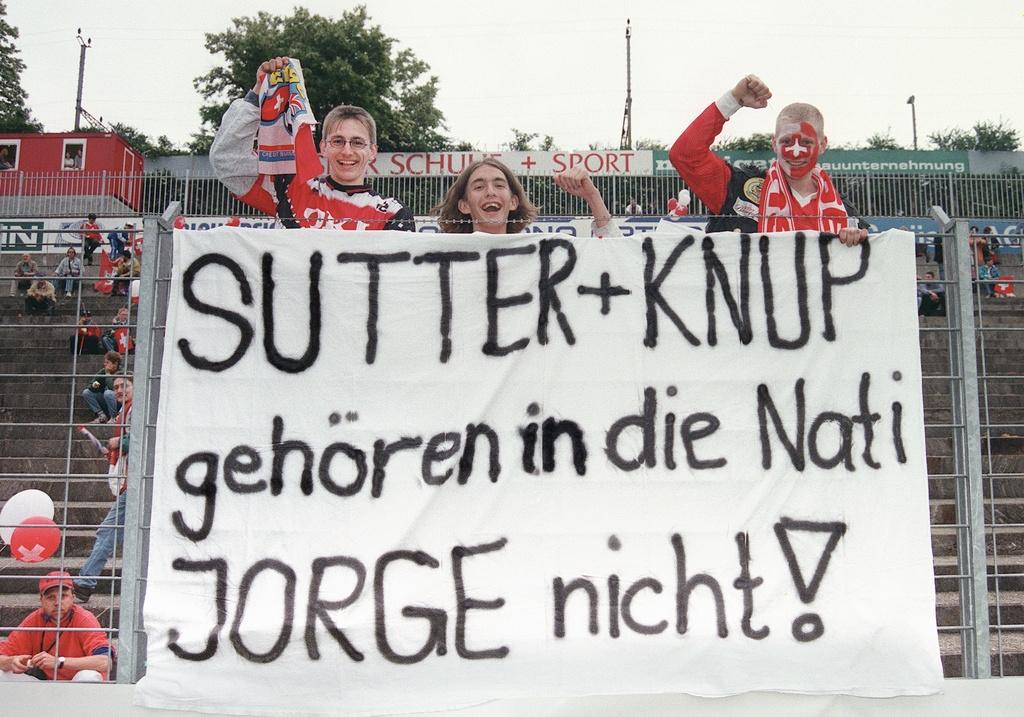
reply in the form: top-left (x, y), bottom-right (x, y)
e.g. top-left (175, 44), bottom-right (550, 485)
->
top-left (670, 74), bottom-right (867, 246)
top-left (0, 571), bottom-right (110, 681)
top-left (210, 56), bottom-right (413, 231)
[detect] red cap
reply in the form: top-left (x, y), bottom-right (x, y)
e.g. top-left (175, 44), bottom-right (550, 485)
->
top-left (38, 570), bottom-right (74, 594)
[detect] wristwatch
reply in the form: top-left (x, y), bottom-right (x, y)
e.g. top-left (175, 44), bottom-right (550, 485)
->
top-left (57, 656), bottom-right (66, 669)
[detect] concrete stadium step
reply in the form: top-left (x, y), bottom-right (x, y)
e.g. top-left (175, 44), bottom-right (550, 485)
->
top-left (0, 421), bottom-right (123, 440)
top-left (0, 439), bottom-right (123, 459)
top-left (0, 393), bottom-right (113, 409)
top-left (931, 526), bottom-right (1024, 560)
top-left (0, 411), bottom-right (111, 427)
top-left (0, 455), bottom-right (109, 474)
top-left (935, 554), bottom-right (1024, 592)
top-left (935, 590), bottom-right (1024, 628)
top-left (938, 632), bottom-right (1024, 678)
top-left (929, 478), bottom-right (1024, 501)
top-left (930, 497), bottom-right (1024, 526)
top-left (1, 478), bottom-right (119, 503)
top-left (925, 408), bottom-right (1024, 425)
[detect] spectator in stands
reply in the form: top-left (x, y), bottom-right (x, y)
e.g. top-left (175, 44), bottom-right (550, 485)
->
top-left (918, 271), bottom-right (945, 317)
top-left (0, 571), bottom-right (110, 682)
top-left (111, 248), bottom-right (140, 297)
top-left (983, 225), bottom-right (1009, 261)
top-left (54, 247), bottom-right (83, 298)
top-left (82, 351), bottom-right (122, 424)
top-left (71, 309), bottom-right (104, 355)
top-left (969, 225), bottom-right (989, 276)
top-left (75, 376), bottom-right (133, 605)
top-left (81, 214), bottom-right (102, 265)
top-left (101, 306), bottom-right (132, 353)
top-left (624, 197), bottom-right (642, 215)
top-left (978, 256), bottom-right (1001, 298)
top-left (432, 160), bottom-right (616, 236)
top-left (10, 252), bottom-right (37, 296)
top-left (24, 279), bottom-right (56, 316)
top-left (107, 223), bottom-right (130, 259)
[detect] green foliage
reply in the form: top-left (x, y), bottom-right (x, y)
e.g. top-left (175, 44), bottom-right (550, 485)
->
top-left (712, 133), bottom-right (773, 152)
top-left (111, 122), bottom-right (187, 157)
top-left (187, 131), bottom-right (215, 156)
top-left (194, 6), bottom-right (448, 152)
top-left (863, 131), bottom-right (903, 150)
top-left (0, 1), bottom-right (42, 132)
top-left (505, 128), bottom-right (556, 152)
top-left (928, 120), bottom-right (1020, 151)
top-left (635, 138), bottom-right (667, 150)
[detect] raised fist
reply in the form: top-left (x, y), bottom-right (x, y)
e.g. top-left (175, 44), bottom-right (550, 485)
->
top-left (730, 75), bottom-right (772, 109)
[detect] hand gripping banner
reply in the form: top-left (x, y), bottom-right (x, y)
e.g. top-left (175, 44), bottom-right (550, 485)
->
top-left (137, 228), bottom-right (942, 716)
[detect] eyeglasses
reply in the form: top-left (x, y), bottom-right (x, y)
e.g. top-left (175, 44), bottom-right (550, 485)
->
top-left (324, 137), bottom-right (370, 150)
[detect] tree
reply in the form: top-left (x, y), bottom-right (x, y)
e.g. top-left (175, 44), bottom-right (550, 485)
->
top-left (111, 122), bottom-right (187, 158)
top-left (863, 131), bottom-right (902, 150)
top-left (928, 120), bottom-right (1020, 151)
top-left (195, 6), bottom-right (448, 152)
top-left (0, 1), bottom-right (42, 132)
top-left (635, 138), bottom-right (667, 150)
top-left (504, 128), bottom-right (556, 152)
top-left (713, 133), bottom-right (773, 152)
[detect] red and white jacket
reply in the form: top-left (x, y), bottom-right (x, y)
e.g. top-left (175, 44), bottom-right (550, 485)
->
top-left (210, 96), bottom-right (414, 231)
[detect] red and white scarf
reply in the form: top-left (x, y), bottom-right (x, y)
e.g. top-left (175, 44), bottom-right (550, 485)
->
top-left (256, 59), bottom-right (321, 182)
top-left (757, 162), bottom-right (850, 233)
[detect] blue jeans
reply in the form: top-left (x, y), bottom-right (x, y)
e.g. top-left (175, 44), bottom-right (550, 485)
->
top-left (60, 276), bottom-right (79, 294)
top-left (82, 388), bottom-right (118, 418)
top-left (108, 233), bottom-right (124, 259)
top-left (75, 492), bottom-right (126, 591)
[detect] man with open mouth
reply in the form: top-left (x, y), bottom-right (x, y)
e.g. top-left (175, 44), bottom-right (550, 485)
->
top-left (669, 74), bottom-right (867, 245)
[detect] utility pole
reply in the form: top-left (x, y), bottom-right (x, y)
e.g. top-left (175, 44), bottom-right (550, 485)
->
top-left (906, 95), bottom-right (918, 151)
top-left (75, 29), bottom-right (92, 131)
top-left (619, 19), bottom-right (632, 151)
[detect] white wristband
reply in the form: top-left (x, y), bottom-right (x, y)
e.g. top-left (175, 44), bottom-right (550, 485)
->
top-left (715, 91), bottom-right (742, 119)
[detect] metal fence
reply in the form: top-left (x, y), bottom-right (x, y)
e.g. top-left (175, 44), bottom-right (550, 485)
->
top-left (3, 171), bottom-right (1024, 219)
top-left (1, 210), bottom-right (1022, 685)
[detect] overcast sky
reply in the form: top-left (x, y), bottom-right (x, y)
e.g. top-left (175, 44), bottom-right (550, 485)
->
top-left (8, 0), bottom-right (1023, 152)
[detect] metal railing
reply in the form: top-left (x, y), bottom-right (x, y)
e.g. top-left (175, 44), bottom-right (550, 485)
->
top-left (3, 171), bottom-right (1024, 220)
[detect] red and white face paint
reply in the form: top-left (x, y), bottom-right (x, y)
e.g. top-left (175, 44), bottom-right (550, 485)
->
top-left (776, 121), bottom-right (820, 179)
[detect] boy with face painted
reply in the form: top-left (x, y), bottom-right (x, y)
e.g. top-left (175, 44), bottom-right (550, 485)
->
top-left (669, 75), bottom-right (867, 246)
top-left (211, 57), bottom-right (414, 231)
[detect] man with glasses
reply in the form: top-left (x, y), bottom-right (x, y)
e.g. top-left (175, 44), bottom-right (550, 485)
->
top-left (211, 56), bottom-right (414, 231)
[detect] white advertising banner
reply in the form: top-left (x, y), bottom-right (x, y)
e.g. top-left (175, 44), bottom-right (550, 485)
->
top-left (367, 150), bottom-right (654, 177)
top-left (138, 228), bottom-right (942, 716)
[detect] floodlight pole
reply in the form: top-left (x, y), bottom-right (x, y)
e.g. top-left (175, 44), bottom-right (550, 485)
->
top-left (619, 19), bottom-right (632, 151)
top-left (75, 29), bottom-right (92, 131)
top-left (907, 95), bottom-right (918, 151)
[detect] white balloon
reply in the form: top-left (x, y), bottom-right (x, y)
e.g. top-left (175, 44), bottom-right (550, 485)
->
top-left (0, 489), bottom-right (55, 544)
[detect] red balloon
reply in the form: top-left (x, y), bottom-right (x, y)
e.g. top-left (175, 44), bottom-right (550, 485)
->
top-left (226, 216), bottom-right (241, 227)
top-left (173, 215), bottom-right (187, 230)
top-left (10, 516), bottom-right (61, 563)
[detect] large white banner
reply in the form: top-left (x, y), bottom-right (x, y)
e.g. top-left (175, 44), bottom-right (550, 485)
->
top-left (138, 228), bottom-right (942, 716)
